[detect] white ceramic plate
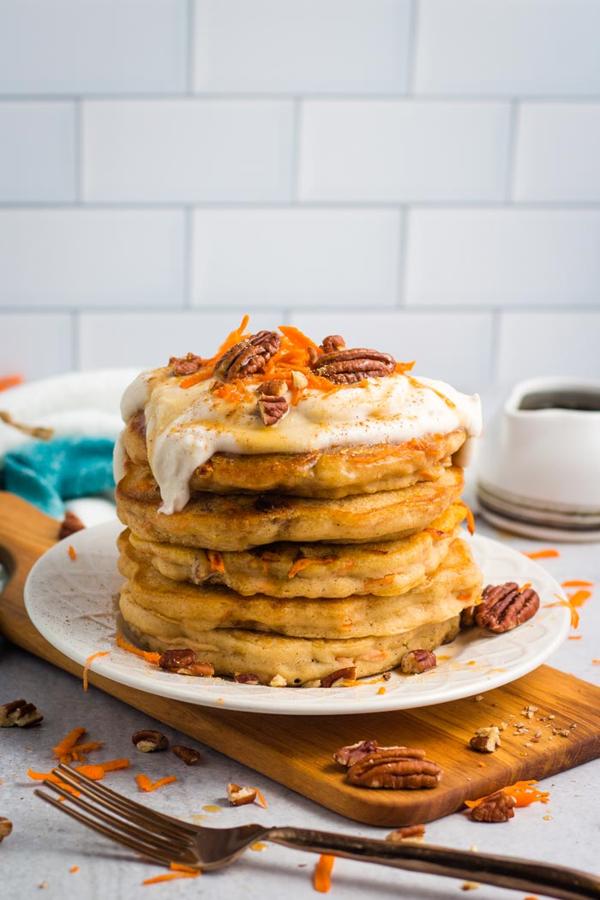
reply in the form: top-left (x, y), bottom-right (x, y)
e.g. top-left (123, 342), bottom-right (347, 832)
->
top-left (25, 522), bottom-right (570, 716)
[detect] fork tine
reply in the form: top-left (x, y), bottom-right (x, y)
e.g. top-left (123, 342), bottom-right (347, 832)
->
top-left (42, 780), bottom-right (194, 861)
top-left (53, 767), bottom-right (193, 848)
top-left (56, 764), bottom-right (199, 838)
top-left (35, 789), bottom-right (188, 868)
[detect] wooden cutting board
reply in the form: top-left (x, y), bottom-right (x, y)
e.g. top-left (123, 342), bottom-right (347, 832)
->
top-left (1, 490), bottom-right (599, 827)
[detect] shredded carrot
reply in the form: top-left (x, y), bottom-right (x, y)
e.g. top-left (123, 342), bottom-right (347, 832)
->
top-left (143, 871), bottom-right (199, 886)
top-left (53, 727), bottom-right (87, 759)
top-left (377, 687), bottom-right (386, 695)
top-left (69, 866), bottom-right (79, 874)
top-left (547, 588), bottom-right (591, 629)
top-left (521, 582), bottom-right (532, 590)
top-left (179, 314), bottom-right (250, 388)
top-left (255, 789), bottom-right (268, 809)
top-left (459, 502), bottom-right (476, 535)
top-left (465, 780), bottom-right (549, 810)
top-left (524, 548), bottom-right (559, 559)
top-left (0, 374), bottom-right (23, 391)
top-left (278, 325), bottom-right (320, 353)
top-left (207, 550), bottom-right (225, 574)
top-left (27, 769), bottom-right (80, 796)
top-left (68, 741), bottom-right (104, 763)
top-left (313, 854), bottom-right (335, 893)
top-left (116, 632), bottom-right (161, 666)
top-left (82, 650), bottom-right (109, 692)
top-left (170, 863), bottom-right (201, 875)
top-left (287, 556), bottom-right (335, 578)
top-left (562, 580), bottom-right (593, 588)
top-left (592, 659), bottom-right (600, 665)
top-left (77, 758), bottom-right (130, 781)
top-left (68, 545), bottom-right (77, 561)
top-left (568, 636), bottom-right (582, 641)
top-left (135, 774), bottom-right (177, 793)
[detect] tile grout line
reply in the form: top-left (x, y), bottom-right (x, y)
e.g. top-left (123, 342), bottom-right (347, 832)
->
top-left (406, 0), bottom-right (420, 95)
top-left (186, 0), bottom-right (196, 94)
top-left (504, 99), bottom-right (520, 203)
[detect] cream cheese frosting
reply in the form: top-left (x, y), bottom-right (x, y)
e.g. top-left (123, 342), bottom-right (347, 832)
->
top-left (117, 369), bottom-right (482, 515)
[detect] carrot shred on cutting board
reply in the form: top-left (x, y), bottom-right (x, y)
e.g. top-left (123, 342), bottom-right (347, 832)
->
top-left (67, 545), bottom-right (77, 561)
top-left (53, 727), bottom-right (87, 759)
top-left (313, 854), bottom-right (335, 893)
top-left (82, 650), bottom-right (110, 692)
top-left (135, 774), bottom-right (177, 793)
top-left (115, 632), bottom-right (160, 666)
top-left (524, 548), bottom-right (560, 560)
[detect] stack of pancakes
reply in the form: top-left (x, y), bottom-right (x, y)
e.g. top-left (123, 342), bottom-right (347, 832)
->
top-left (115, 328), bottom-right (482, 686)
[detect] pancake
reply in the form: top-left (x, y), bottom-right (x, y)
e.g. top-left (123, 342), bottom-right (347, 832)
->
top-left (123, 412), bottom-right (467, 498)
top-left (121, 606), bottom-right (462, 685)
top-left (116, 465), bottom-right (464, 551)
top-left (118, 536), bottom-right (481, 640)
top-left (125, 502), bottom-right (468, 598)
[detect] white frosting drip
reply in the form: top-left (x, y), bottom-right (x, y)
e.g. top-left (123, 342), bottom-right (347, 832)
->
top-left (119, 370), bottom-right (482, 515)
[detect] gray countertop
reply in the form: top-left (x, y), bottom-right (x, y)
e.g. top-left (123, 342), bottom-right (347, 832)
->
top-left (1, 518), bottom-right (599, 900)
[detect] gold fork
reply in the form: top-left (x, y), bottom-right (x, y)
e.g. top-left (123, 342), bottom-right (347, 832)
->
top-left (35, 764), bottom-right (599, 899)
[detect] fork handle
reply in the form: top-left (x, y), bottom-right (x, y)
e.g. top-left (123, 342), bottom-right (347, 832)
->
top-left (265, 827), bottom-right (600, 900)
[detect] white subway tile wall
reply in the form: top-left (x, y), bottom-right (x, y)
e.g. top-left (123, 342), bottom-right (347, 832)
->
top-left (0, 0), bottom-right (599, 389)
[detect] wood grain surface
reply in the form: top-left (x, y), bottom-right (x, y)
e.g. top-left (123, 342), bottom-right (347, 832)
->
top-left (1, 490), bottom-right (599, 826)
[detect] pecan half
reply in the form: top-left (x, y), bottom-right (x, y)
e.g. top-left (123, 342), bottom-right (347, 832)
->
top-left (214, 331), bottom-right (280, 382)
top-left (333, 739), bottom-right (380, 768)
top-left (320, 334), bottom-right (346, 353)
top-left (58, 511), bottom-right (85, 540)
top-left (475, 582), bottom-right (540, 634)
top-left (227, 783), bottom-right (268, 808)
top-left (386, 824), bottom-right (426, 842)
top-left (311, 346), bottom-right (395, 384)
top-left (321, 666), bottom-right (356, 688)
top-left (257, 391), bottom-right (289, 426)
top-left (0, 699), bottom-right (43, 728)
top-left (132, 729), bottom-right (169, 752)
top-left (470, 791), bottom-right (516, 823)
top-left (0, 817), bottom-right (12, 842)
top-left (172, 745), bottom-right (202, 765)
top-left (469, 726), bottom-right (501, 753)
top-left (347, 747), bottom-right (442, 789)
top-left (169, 352), bottom-right (206, 376)
top-left (400, 649), bottom-right (436, 675)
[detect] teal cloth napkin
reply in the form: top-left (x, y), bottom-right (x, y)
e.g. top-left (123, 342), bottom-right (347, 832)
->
top-left (0, 437), bottom-right (115, 518)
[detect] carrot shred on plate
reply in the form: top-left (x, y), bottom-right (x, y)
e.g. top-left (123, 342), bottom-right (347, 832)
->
top-left (135, 774), bottom-right (177, 793)
top-left (82, 650), bottom-right (110, 692)
top-left (115, 632), bottom-right (161, 666)
top-left (313, 854), bottom-right (335, 893)
top-left (69, 866), bottom-right (79, 874)
top-left (524, 548), bottom-right (559, 560)
top-left (562, 580), bottom-right (593, 588)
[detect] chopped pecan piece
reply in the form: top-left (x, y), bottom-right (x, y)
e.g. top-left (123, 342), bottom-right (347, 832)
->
top-left (400, 649), bottom-right (436, 675)
top-left (333, 739), bottom-right (380, 768)
top-left (0, 817), bottom-right (12, 842)
top-left (172, 745), bottom-right (202, 765)
top-left (269, 674), bottom-right (287, 687)
top-left (320, 334), bottom-right (346, 353)
top-left (158, 649), bottom-right (197, 672)
top-left (132, 729), bottom-right (169, 752)
top-left (58, 510), bottom-right (85, 540)
top-left (169, 352), bottom-right (206, 376)
top-left (469, 726), bottom-right (501, 753)
top-left (214, 331), bottom-right (280, 382)
top-left (321, 666), bottom-right (356, 688)
top-left (227, 783), bottom-right (258, 806)
top-left (311, 346), bottom-right (395, 384)
top-left (460, 605), bottom-right (478, 629)
top-left (0, 699), bottom-right (43, 728)
top-left (475, 582), bottom-right (540, 633)
top-left (234, 673), bottom-right (261, 685)
top-left (291, 370), bottom-right (308, 390)
top-left (347, 747), bottom-right (442, 789)
top-left (470, 791), bottom-right (516, 823)
top-left (386, 824), bottom-right (426, 843)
